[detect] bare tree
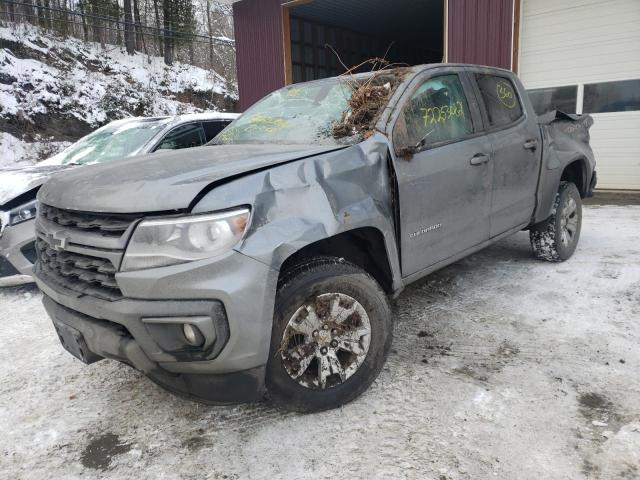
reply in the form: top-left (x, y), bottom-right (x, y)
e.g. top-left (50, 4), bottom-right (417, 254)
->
top-left (123, 0), bottom-right (135, 54)
top-left (133, 0), bottom-right (146, 53)
top-left (0, 0), bottom-right (237, 87)
top-left (162, 0), bottom-right (173, 64)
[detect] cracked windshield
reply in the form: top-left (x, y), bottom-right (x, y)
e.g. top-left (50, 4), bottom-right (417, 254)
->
top-left (213, 80), bottom-right (355, 146)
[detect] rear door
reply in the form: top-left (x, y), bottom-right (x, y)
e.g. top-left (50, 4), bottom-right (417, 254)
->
top-left (390, 69), bottom-right (493, 277)
top-left (470, 71), bottom-right (542, 236)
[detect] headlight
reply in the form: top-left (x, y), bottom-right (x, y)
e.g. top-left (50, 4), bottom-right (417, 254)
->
top-left (120, 208), bottom-right (250, 272)
top-left (9, 199), bottom-right (38, 226)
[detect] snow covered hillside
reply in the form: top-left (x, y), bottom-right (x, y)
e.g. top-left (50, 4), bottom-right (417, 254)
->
top-left (0, 24), bottom-right (237, 167)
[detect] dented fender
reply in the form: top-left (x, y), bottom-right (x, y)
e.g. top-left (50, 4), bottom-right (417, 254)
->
top-left (191, 133), bottom-right (402, 291)
top-left (532, 113), bottom-right (596, 224)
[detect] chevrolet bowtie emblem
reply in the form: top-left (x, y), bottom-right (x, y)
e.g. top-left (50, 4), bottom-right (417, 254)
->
top-left (48, 233), bottom-right (68, 251)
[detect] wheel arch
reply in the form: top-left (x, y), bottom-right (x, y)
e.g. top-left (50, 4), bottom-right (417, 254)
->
top-left (277, 227), bottom-right (395, 294)
top-left (560, 158), bottom-right (588, 198)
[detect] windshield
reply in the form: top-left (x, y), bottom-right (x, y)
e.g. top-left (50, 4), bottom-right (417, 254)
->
top-left (213, 79), bottom-right (359, 146)
top-left (43, 118), bottom-right (171, 166)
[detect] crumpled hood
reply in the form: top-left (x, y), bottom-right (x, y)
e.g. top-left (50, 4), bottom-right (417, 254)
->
top-left (0, 164), bottom-right (72, 207)
top-left (38, 144), bottom-right (344, 213)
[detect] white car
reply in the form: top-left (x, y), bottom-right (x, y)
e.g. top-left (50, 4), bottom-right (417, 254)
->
top-left (0, 112), bottom-right (239, 285)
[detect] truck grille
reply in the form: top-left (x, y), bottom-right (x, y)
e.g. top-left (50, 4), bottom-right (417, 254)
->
top-left (39, 204), bottom-right (137, 236)
top-left (35, 204), bottom-right (140, 301)
top-left (36, 238), bottom-right (122, 300)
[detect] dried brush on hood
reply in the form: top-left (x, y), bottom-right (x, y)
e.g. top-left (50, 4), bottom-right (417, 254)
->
top-left (327, 46), bottom-right (408, 140)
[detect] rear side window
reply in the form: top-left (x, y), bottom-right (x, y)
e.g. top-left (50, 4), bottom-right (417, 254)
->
top-left (393, 74), bottom-right (474, 152)
top-left (202, 120), bottom-right (231, 142)
top-left (155, 124), bottom-right (205, 151)
top-left (475, 74), bottom-right (524, 128)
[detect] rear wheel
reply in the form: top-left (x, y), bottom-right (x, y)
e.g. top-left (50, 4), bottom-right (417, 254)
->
top-left (266, 257), bottom-right (392, 412)
top-left (530, 181), bottom-right (582, 261)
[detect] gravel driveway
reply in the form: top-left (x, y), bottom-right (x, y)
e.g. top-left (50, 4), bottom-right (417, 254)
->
top-left (1, 205), bottom-right (639, 480)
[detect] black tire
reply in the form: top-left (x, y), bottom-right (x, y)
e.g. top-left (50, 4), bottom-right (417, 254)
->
top-left (530, 181), bottom-right (582, 262)
top-left (266, 257), bottom-right (392, 413)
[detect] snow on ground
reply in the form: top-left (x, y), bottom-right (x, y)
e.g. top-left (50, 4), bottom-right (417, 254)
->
top-left (0, 24), bottom-right (232, 124)
top-left (0, 24), bottom-right (235, 167)
top-left (0, 206), bottom-right (639, 479)
top-left (0, 132), bottom-right (70, 167)
top-left (0, 131), bottom-right (28, 166)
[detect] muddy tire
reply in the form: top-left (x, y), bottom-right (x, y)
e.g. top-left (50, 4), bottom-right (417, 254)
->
top-left (266, 257), bottom-right (392, 413)
top-left (530, 181), bottom-right (582, 262)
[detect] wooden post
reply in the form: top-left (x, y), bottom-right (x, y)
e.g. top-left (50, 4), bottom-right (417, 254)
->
top-left (511, 0), bottom-right (521, 73)
top-left (282, 6), bottom-right (292, 84)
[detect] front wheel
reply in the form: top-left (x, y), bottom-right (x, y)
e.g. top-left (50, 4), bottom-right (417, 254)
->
top-left (266, 257), bottom-right (392, 412)
top-left (530, 181), bottom-right (582, 262)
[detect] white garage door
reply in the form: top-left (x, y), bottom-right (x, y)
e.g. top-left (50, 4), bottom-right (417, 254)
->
top-left (518, 0), bottom-right (640, 190)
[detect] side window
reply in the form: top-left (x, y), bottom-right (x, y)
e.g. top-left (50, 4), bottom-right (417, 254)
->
top-left (155, 124), bottom-right (205, 151)
top-left (202, 120), bottom-right (230, 142)
top-left (393, 74), bottom-right (474, 153)
top-left (475, 74), bottom-right (524, 127)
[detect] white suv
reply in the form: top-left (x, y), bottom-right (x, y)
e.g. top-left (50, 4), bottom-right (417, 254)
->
top-left (0, 112), bottom-right (239, 285)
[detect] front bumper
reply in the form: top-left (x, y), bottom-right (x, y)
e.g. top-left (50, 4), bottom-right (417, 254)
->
top-left (0, 218), bottom-right (37, 280)
top-left (35, 250), bottom-right (279, 404)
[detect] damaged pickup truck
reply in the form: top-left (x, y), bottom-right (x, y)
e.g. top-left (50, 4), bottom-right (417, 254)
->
top-left (34, 64), bottom-right (596, 412)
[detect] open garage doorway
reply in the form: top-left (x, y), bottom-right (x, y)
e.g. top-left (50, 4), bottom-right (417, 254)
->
top-left (284, 0), bottom-right (445, 84)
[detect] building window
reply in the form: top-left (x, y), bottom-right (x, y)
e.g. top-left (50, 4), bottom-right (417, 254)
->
top-left (527, 86), bottom-right (578, 115)
top-left (475, 75), bottom-right (524, 128)
top-left (583, 79), bottom-right (640, 114)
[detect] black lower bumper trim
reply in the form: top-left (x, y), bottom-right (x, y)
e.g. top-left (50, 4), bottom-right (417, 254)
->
top-left (152, 365), bottom-right (267, 405)
top-left (42, 295), bottom-right (265, 404)
top-left (20, 240), bottom-right (37, 264)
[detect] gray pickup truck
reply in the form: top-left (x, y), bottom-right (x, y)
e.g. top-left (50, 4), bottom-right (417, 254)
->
top-left (33, 64), bottom-right (596, 412)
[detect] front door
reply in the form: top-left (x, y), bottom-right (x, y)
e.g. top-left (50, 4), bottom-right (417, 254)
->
top-left (471, 72), bottom-right (542, 236)
top-left (390, 71), bottom-right (493, 277)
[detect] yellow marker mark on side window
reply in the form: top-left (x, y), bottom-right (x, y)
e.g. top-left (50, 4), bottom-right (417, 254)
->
top-left (496, 81), bottom-right (517, 109)
top-left (421, 101), bottom-right (466, 126)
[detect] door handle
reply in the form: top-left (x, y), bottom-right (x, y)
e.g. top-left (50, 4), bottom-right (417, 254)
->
top-left (523, 139), bottom-right (538, 151)
top-left (470, 153), bottom-right (490, 166)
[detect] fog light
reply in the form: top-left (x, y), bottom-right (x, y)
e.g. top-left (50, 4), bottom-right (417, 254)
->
top-left (183, 323), bottom-right (203, 346)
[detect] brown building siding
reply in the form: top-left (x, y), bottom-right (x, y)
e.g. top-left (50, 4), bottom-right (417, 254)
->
top-left (232, 0), bottom-right (517, 109)
top-left (447, 0), bottom-right (515, 70)
top-left (233, 0), bottom-right (285, 110)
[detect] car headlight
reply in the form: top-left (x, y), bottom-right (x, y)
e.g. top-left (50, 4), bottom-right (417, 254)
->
top-left (120, 208), bottom-right (250, 272)
top-left (9, 199), bottom-right (38, 226)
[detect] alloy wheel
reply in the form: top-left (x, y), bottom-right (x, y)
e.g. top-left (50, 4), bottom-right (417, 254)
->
top-left (279, 293), bottom-right (371, 390)
top-left (559, 196), bottom-right (578, 247)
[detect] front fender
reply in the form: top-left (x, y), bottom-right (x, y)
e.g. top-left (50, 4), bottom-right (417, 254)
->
top-left (191, 134), bottom-right (401, 285)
